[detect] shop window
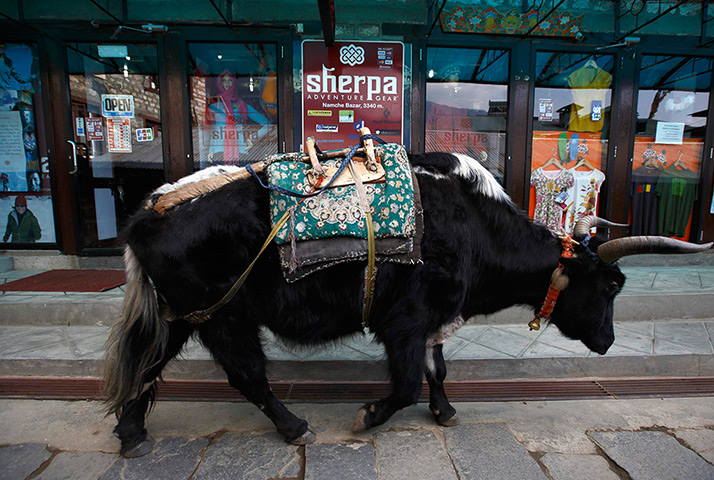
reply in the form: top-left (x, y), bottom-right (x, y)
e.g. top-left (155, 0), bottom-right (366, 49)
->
top-left (629, 55), bottom-right (711, 241)
top-left (189, 43), bottom-right (278, 169)
top-left (67, 42), bottom-right (163, 249)
top-left (0, 42), bottom-right (56, 245)
top-left (425, 47), bottom-right (508, 185)
top-left (530, 52), bottom-right (615, 234)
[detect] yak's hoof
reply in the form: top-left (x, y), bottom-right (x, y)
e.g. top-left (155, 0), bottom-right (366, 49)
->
top-left (352, 405), bottom-right (371, 432)
top-left (288, 427), bottom-right (316, 445)
top-left (437, 413), bottom-right (461, 427)
top-left (122, 435), bottom-right (156, 458)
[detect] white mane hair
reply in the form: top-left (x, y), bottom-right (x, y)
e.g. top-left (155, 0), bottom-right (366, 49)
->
top-left (412, 166), bottom-right (449, 181)
top-left (452, 153), bottom-right (511, 203)
top-left (152, 165), bottom-right (242, 196)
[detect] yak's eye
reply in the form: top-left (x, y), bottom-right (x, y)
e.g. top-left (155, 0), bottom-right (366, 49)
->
top-left (606, 281), bottom-right (621, 296)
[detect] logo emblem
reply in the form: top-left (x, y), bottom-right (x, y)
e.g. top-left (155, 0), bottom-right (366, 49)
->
top-left (340, 44), bottom-right (365, 66)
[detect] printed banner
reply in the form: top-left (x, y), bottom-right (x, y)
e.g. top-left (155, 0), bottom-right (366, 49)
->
top-left (302, 40), bottom-right (404, 149)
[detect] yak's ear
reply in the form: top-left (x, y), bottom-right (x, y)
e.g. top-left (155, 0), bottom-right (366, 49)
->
top-left (558, 253), bottom-right (592, 275)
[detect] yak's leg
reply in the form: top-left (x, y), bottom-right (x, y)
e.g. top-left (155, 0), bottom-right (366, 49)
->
top-left (200, 321), bottom-right (314, 445)
top-left (353, 335), bottom-right (426, 431)
top-left (114, 321), bottom-right (194, 457)
top-left (425, 344), bottom-right (459, 426)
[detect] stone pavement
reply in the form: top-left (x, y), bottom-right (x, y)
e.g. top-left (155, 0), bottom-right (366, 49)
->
top-left (0, 397), bottom-right (713, 479)
top-left (1, 254), bottom-right (714, 478)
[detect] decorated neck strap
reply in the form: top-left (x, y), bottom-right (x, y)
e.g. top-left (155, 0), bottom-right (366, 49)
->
top-left (529, 235), bottom-right (575, 331)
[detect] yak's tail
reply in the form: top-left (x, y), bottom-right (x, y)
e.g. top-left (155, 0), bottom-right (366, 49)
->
top-left (103, 246), bottom-right (168, 415)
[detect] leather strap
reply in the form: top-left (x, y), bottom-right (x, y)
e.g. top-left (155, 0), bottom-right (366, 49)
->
top-left (348, 160), bottom-right (377, 328)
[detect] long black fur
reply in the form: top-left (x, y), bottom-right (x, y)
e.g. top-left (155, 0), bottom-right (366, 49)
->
top-left (104, 151), bottom-right (625, 454)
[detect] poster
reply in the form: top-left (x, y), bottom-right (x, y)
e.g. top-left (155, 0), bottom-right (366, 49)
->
top-left (0, 194), bottom-right (56, 243)
top-left (655, 121), bottom-right (685, 145)
top-left (302, 40), bottom-right (404, 149)
top-left (107, 118), bottom-right (132, 153)
top-left (0, 111), bottom-right (27, 191)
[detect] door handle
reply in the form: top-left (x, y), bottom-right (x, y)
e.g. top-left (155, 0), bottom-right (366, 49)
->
top-left (67, 140), bottom-right (77, 174)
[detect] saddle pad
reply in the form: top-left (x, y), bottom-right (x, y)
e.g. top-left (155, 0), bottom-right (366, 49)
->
top-left (268, 143), bottom-right (416, 245)
top-left (277, 171), bottom-right (424, 283)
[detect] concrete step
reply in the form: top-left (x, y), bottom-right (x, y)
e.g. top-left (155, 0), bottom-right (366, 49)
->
top-left (1, 321), bottom-right (713, 384)
top-left (3, 266), bottom-right (714, 327)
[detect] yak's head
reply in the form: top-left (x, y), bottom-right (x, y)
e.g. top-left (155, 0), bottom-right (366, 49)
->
top-left (548, 216), bottom-right (712, 355)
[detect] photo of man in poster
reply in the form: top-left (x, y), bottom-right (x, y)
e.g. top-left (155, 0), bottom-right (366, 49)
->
top-left (3, 194), bottom-right (41, 243)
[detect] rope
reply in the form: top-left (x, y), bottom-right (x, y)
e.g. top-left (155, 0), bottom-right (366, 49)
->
top-left (244, 134), bottom-right (386, 198)
top-left (176, 133), bottom-right (388, 325)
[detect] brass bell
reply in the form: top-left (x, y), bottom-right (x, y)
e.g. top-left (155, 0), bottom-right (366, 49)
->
top-left (528, 317), bottom-right (541, 331)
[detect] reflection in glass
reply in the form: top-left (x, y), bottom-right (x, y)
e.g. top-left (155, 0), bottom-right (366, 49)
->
top-left (530, 52), bottom-right (614, 234)
top-left (0, 42), bottom-right (56, 244)
top-left (630, 56), bottom-right (711, 239)
top-left (67, 43), bottom-right (163, 248)
top-left (425, 47), bottom-right (508, 184)
top-left (189, 43), bottom-right (278, 169)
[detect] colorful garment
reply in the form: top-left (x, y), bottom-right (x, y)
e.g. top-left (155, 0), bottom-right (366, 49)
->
top-left (563, 168), bottom-right (606, 234)
top-left (530, 168), bottom-right (574, 232)
top-left (566, 64), bottom-right (612, 133)
top-left (655, 166), bottom-right (699, 237)
top-left (631, 165), bottom-right (662, 236)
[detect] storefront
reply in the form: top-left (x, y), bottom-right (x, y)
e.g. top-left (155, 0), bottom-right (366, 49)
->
top-left (1, 0), bottom-right (713, 255)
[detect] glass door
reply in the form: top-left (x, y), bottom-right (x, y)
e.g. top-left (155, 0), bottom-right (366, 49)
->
top-left (629, 55), bottom-right (711, 241)
top-left (66, 43), bottom-right (164, 250)
top-left (530, 51), bottom-right (615, 234)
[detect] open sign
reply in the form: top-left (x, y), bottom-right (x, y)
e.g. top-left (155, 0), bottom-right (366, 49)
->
top-left (101, 94), bottom-right (135, 118)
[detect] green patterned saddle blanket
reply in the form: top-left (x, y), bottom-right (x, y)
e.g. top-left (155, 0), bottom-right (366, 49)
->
top-left (267, 143), bottom-right (416, 245)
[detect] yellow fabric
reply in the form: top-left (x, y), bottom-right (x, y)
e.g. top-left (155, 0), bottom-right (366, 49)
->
top-left (566, 65), bottom-right (612, 133)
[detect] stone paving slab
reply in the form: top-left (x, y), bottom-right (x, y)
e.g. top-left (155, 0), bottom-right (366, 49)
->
top-left (540, 453), bottom-right (620, 480)
top-left (101, 436), bottom-right (208, 480)
top-left (35, 452), bottom-right (117, 480)
top-left (374, 430), bottom-right (457, 480)
top-left (193, 432), bottom-right (300, 480)
top-left (305, 442), bottom-right (377, 480)
top-left (0, 443), bottom-right (52, 480)
top-left (674, 428), bottom-right (714, 464)
top-left (588, 430), bottom-right (714, 480)
top-left (444, 423), bottom-right (547, 480)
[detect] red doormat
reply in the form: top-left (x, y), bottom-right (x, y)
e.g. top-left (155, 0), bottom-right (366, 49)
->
top-left (0, 269), bottom-right (126, 292)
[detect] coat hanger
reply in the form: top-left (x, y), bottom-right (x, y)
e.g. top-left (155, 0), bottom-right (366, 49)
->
top-left (672, 151), bottom-right (687, 169)
top-left (584, 58), bottom-right (599, 69)
top-left (541, 149), bottom-right (565, 171)
top-left (573, 155), bottom-right (595, 171)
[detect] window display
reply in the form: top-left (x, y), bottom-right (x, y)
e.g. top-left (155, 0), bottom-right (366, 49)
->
top-left (189, 43), bottom-right (278, 169)
top-left (530, 52), bottom-right (614, 234)
top-left (0, 42), bottom-right (55, 245)
top-left (629, 55), bottom-right (710, 240)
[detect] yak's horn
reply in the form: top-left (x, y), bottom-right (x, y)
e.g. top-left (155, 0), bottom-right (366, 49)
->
top-left (597, 236), bottom-right (713, 263)
top-left (573, 215), bottom-right (629, 239)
